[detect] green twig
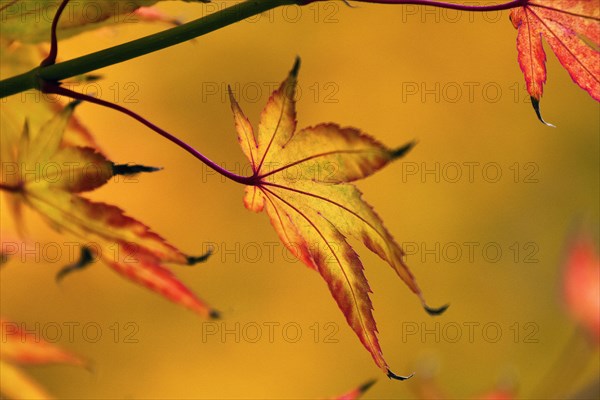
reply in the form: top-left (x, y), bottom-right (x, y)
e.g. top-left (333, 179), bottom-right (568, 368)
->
top-left (0, 0), bottom-right (525, 98)
top-left (0, 0), bottom-right (296, 98)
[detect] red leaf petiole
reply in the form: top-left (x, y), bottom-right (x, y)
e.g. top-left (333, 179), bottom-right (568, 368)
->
top-left (41, 82), bottom-right (258, 186)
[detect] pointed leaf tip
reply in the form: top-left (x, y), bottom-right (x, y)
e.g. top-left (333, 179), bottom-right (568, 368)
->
top-left (209, 309), bottom-right (221, 319)
top-left (291, 57), bottom-right (301, 78)
top-left (112, 164), bottom-right (162, 175)
top-left (186, 250), bottom-right (212, 265)
top-left (359, 379), bottom-right (377, 393)
top-left (531, 97), bottom-right (556, 127)
top-left (387, 370), bottom-right (415, 381)
top-left (424, 303), bottom-right (450, 316)
top-left (390, 140), bottom-right (417, 160)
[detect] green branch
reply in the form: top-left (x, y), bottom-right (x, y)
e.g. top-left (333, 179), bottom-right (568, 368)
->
top-left (0, 0), bottom-right (296, 98)
top-left (0, 0), bottom-right (525, 98)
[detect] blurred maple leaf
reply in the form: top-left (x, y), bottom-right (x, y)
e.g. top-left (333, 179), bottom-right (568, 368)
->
top-left (0, 102), bottom-right (217, 318)
top-left (0, 319), bottom-right (85, 399)
top-left (509, 0), bottom-right (600, 124)
top-left (563, 230), bottom-right (600, 343)
top-left (411, 367), bottom-right (515, 400)
top-left (230, 58), bottom-right (446, 379)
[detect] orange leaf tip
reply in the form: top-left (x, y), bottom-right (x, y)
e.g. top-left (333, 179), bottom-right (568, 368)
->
top-left (387, 369), bottom-right (415, 381)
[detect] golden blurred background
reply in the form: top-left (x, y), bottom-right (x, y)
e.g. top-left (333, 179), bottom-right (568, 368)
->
top-left (1, 1), bottom-right (599, 398)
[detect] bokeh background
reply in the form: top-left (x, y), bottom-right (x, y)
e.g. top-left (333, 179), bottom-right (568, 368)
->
top-left (1, 1), bottom-right (599, 398)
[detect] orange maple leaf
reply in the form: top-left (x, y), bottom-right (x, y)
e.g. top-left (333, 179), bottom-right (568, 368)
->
top-left (230, 58), bottom-right (446, 379)
top-left (563, 230), bottom-right (600, 343)
top-left (0, 319), bottom-right (85, 399)
top-left (510, 0), bottom-right (600, 124)
top-left (0, 102), bottom-right (217, 318)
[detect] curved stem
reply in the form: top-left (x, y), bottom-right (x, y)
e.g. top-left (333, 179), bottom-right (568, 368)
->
top-left (43, 83), bottom-right (256, 185)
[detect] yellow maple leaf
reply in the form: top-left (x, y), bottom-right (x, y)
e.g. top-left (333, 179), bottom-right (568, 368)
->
top-left (230, 58), bottom-right (446, 379)
top-left (0, 102), bottom-right (217, 318)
